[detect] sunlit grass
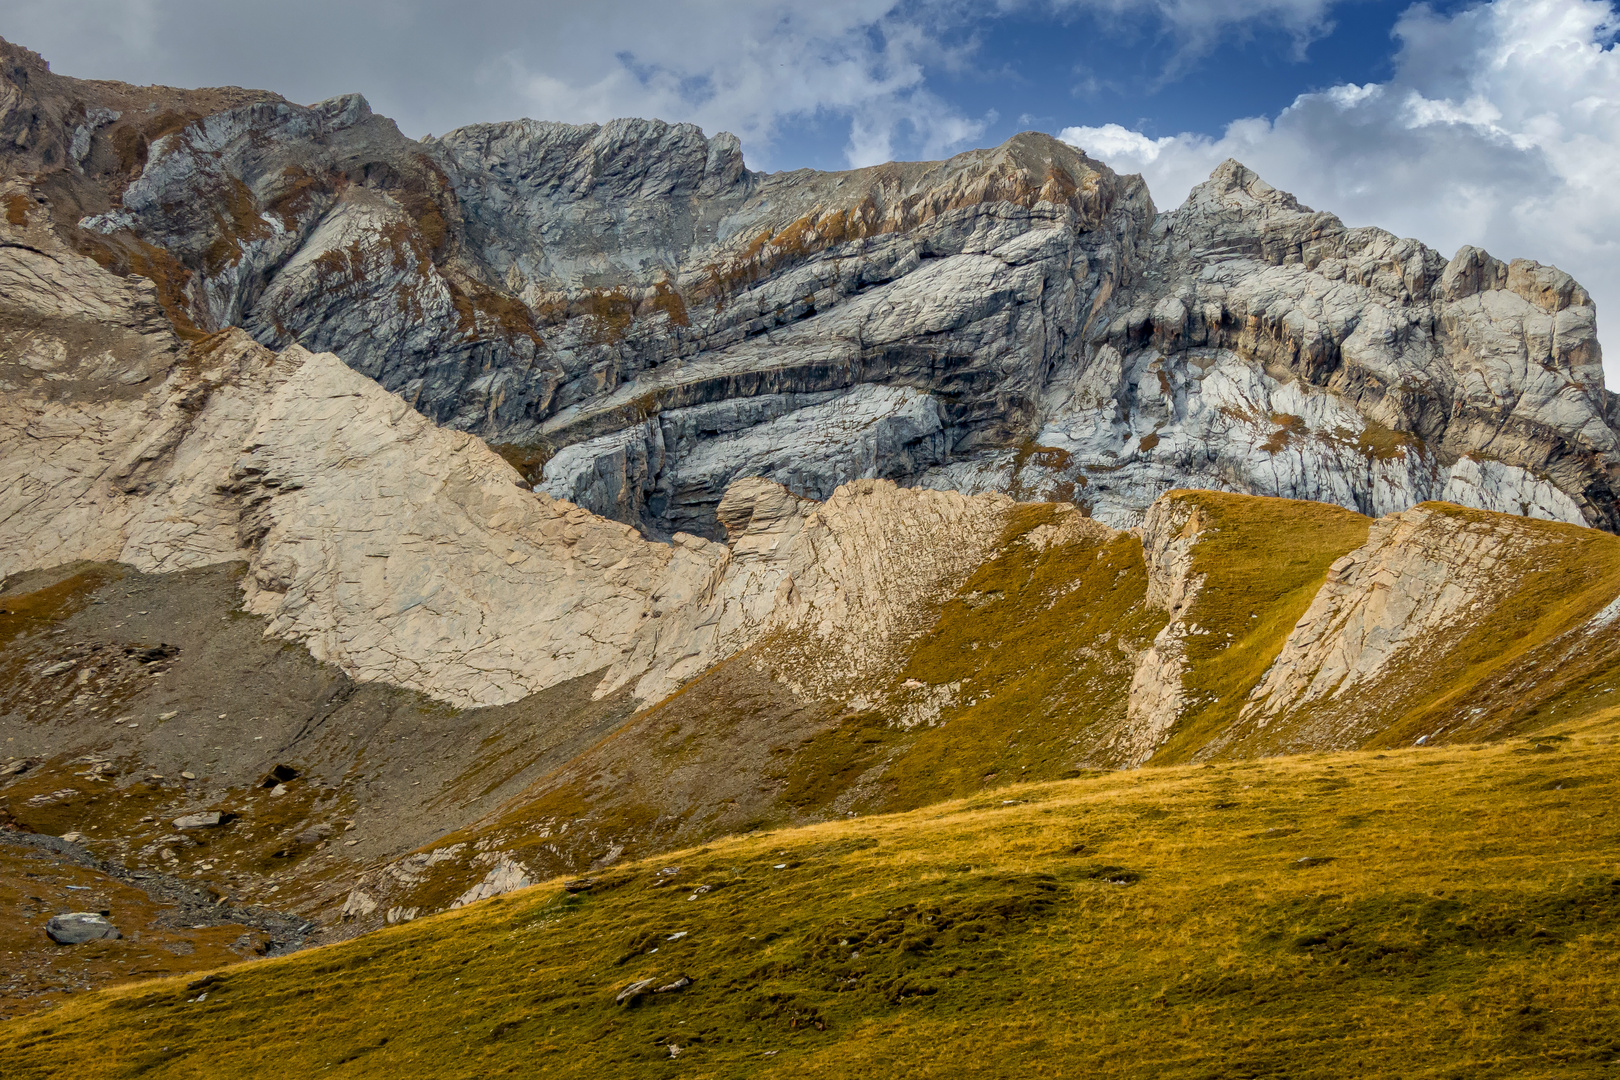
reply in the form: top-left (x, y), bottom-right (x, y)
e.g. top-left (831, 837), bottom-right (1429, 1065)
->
top-left (7, 709), bottom-right (1619, 1078)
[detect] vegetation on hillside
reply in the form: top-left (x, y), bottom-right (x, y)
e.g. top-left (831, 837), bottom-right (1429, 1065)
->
top-left (6, 707), bottom-right (1619, 1078)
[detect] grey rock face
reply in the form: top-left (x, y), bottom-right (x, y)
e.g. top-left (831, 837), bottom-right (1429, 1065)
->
top-left (2, 36), bottom-right (1615, 534)
top-left (539, 384), bottom-right (949, 534)
top-left (45, 912), bottom-right (120, 944)
top-left (987, 163), bottom-right (1619, 530)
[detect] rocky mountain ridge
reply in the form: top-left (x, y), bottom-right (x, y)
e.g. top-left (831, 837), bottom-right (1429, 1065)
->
top-left (1, 36), bottom-right (1616, 537)
top-left (4, 209), bottom-right (1618, 934)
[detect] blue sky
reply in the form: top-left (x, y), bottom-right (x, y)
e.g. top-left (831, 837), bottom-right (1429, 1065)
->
top-left (4, 0), bottom-right (1620, 383)
top-left (771, 0), bottom-right (1466, 170)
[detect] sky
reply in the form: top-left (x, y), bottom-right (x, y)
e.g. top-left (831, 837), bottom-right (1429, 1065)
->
top-left (4, 0), bottom-right (1619, 385)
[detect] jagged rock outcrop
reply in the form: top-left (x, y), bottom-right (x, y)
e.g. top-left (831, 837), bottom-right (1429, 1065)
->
top-left (0, 229), bottom-right (733, 707)
top-left (1211, 502), bottom-right (1620, 752)
top-left (982, 163), bottom-right (1617, 531)
top-left (1120, 497), bottom-right (1211, 765)
top-left (5, 36), bottom-right (1611, 536)
top-left (1241, 506), bottom-right (1532, 725)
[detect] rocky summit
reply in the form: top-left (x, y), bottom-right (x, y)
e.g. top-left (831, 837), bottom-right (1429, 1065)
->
top-left (2, 36), bottom-right (1620, 1079)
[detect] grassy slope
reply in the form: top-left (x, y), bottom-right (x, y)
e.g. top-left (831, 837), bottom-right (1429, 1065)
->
top-left (7, 711), bottom-right (1620, 1079)
top-left (358, 494), bottom-right (1620, 915)
top-left (1148, 491), bottom-right (1372, 763)
top-left (1210, 502), bottom-right (1620, 757)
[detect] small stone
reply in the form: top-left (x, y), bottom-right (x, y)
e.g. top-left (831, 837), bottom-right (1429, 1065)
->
top-left (173, 812), bottom-right (226, 829)
top-left (159, 711), bottom-right (178, 721)
top-left (269, 783), bottom-right (288, 797)
top-left (0, 759), bottom-right (29, 777)
top-left (59, 831), bottom-right (86, 843)
top-left (40, 660), bottom-right (75, 676)
top-left (180, 771), bottom-right (196, 780)
top-left (562, 878), bottom-right (595, 893)
top-left (616, 978), bottom-right (656, 1005)
top-left (46, 912), bottom-right (121, 944)
top-left (655, 975), bottom-right (692, 994)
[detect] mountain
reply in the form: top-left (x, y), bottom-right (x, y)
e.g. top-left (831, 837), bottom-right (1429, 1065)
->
top-left (2, 35), bottom-right (1619, 1047)
top-left (0, 37), bottom-right (1616, 540)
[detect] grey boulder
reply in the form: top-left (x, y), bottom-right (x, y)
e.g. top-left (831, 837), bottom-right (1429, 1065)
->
top-left (46, 912), bottom-right (121, 944)
top-left (173, 811), bottom-right (227, 829)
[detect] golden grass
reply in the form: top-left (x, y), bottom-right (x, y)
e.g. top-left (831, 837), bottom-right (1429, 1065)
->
top-left (7, 710), bottom-right (1620, 1078)
top-left (884, 504), bottom-right (1163, 800)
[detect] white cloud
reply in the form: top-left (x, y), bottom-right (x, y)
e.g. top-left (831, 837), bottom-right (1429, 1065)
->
top-left (1050, 0), bottom-right (1343, 61)
top-left (1059, 0), bottom-right (1620, 386)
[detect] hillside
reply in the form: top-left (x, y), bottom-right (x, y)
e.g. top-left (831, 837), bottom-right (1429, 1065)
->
top-left (5, 710), bottom-right (1620, 1078)
top-left (5, 453), bottom-right (1619, 985)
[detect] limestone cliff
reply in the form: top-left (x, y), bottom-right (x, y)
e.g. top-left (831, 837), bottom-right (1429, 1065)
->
top-left (2, 37), bottom-right (1615, 538)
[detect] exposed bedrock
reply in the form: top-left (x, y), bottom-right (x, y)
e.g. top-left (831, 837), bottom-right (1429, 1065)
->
top-left (1, 36), bottom-right (1615, 533)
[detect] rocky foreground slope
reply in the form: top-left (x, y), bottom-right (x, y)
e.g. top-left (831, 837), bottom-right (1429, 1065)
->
top-left (1, 37), bottom-right (1617, 537)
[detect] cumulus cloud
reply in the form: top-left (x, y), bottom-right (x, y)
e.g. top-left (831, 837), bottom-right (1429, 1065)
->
top-left (1059, 0), bottom-right (1620, 384)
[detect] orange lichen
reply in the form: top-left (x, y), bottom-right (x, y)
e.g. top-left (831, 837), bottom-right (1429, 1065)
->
top-left (650, 279), bottom-right (690, 327)
top-left (581, 287), bottom-right (637, 345)
top-left (1261, 413), bottom-right (1306, 454)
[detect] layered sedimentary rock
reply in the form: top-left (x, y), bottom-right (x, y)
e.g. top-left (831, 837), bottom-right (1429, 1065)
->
top-left (0, 225), bottom-right (1024, 710)
top-left (6, 215), bottom-right (1620, 931)
top-left (3, 36), bottom-right (1614, 537)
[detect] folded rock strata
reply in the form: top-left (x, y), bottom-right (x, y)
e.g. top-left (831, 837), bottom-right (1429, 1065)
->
top-left (3, 36), bottom-right (1614, 537)
top-left (0, 231), bottom-right (1025, 710)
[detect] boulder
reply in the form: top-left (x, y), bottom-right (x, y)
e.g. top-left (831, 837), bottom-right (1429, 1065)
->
top-left (46, 912), bottom-right (121, 944)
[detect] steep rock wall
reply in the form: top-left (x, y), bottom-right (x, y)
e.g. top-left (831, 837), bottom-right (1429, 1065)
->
top-left (4, 36), bottom-right (1613, 535)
